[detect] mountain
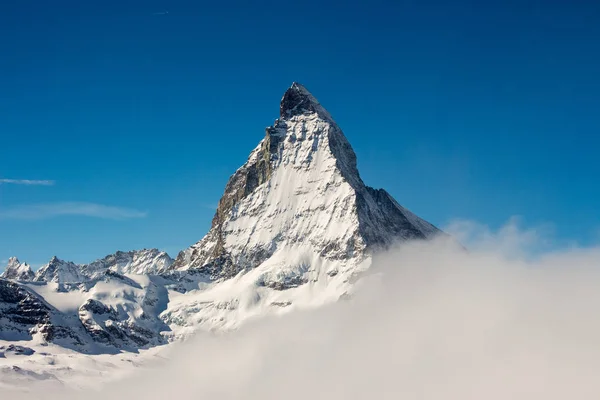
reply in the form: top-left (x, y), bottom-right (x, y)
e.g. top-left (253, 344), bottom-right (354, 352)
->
top-left (163, 82), bottom-right (440, 331)
top-left (0, 272), bottom-right (169, 351)
top-left (34, 256), bottom-right (86, 284)
top-left (171, 82), bottom-right (438, 278)
top-left (0, 83), bottom-right (441, 386)
top-left (1, 257), bottom-right (34, 281)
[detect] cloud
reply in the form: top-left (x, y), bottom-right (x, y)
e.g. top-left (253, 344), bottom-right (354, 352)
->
top-left (6, 222), bottom-right (600, 399)
top-left (0, 179), bottom-right (55, 186)
top-left (444, 216), bottom-right (555, 258)
top-left (0, 202), bottom-right (147, 220)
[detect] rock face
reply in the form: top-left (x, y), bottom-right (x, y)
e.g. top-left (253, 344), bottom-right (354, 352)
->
top-left (1, 258), bottom-right (34, 281)
top-left (0, 279), bottom-right (84, 346)
top-left (171, 82), bottom-right (439, 282)
top-left (0, 279), bottom-right (52, 340)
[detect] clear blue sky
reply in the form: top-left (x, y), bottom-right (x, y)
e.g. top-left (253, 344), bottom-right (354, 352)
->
top-left (1, 0), bottom-right (599, 267)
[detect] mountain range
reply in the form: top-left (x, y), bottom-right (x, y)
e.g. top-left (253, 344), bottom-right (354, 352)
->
top-left (0, 83), bottom-right (440, 385)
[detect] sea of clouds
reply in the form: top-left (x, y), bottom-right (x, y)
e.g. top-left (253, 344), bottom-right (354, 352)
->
top-left (8, 219), bottom-right (600, 399)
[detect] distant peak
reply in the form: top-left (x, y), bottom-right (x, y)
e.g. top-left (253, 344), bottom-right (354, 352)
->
top-left (2, 256), bottom-right (34, 280)
top-left (280, 82), bottom-right (332, 121)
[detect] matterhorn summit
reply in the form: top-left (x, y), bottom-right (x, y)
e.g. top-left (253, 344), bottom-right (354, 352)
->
top-left (172, 82), bottom-right (439, 278)
top-left (163, 83), bottom-right (440, 329)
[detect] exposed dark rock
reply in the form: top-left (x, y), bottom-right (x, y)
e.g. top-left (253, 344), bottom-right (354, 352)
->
top-left (77, 298), bottom-right (166, 348)
top-left (257, 275), bottom-right (308, 291)
top-left (280, 82), bottom-right (329, 120)
top-left (0, 279), bottom-right (52, 338)
top-left (0, 344), bottom-right (36, 357)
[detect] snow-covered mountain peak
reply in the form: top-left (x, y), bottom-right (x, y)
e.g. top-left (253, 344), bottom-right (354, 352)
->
top-left (1, 257), bottom-right (34, 281)
top-left (34, 256), bottom-right (84, 284)
top-left (170, 82), bottom-right (441, 320)
top-left (264, 84), bottom-right (363, 201)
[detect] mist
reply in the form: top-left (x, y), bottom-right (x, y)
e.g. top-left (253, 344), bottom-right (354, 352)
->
top-left (8, 220), bottom-right (600, 399)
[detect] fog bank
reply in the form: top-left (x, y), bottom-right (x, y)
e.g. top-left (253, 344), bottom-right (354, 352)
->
top-left (10, 221), bottom-right (600, 399)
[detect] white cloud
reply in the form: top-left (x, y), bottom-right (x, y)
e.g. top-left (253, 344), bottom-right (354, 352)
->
top-left (6, 222), bottom-right (600, 399)
top-left (0, 179), bottom-right (55, 186)
top-left (444, 216), bottom-right (555, 258)
top-left (0, 202), bottom-right (147, 220)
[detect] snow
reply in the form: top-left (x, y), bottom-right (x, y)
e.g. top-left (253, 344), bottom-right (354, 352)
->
top-left (25, 283), bottom-right (87, 313)
top-left (0, 339), bottom-right (165, 391)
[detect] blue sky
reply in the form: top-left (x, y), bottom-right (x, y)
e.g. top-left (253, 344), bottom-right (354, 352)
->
top-left (1, 0), bottom-right (599, 268)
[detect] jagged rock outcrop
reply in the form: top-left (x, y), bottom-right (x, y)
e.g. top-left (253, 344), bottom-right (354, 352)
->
top-left (171, 82), bottom-right (439, 282)
top-left (0, 279), bottom-right (52, 340)
top-left (1, 258), bottom-right (34, 281)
